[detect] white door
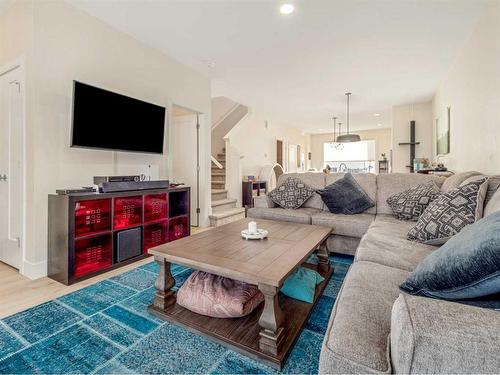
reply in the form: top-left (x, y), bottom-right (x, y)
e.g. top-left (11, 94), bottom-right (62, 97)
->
top-left (288, 144), bottom-right (298, 173)
top-left (0, 67), bottom-right (23, 269)
top-left (172, 108), bottom-right (199, 226)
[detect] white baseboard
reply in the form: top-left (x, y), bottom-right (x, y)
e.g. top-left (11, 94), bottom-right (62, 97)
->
top-left (21, 259), bottom-right (47, 280)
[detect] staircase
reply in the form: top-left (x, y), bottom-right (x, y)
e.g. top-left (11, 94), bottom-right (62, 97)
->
top-left (209, 150), bottom-right (245, 227)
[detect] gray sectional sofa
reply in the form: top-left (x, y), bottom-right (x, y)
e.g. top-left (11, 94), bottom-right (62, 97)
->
top-left (248, 171), bottom-right (500, 374)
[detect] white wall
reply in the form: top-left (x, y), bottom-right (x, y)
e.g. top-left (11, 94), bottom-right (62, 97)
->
top-left (391, 102), bottom-right (433, 173)
top-left (1, 0), bottom-right (212, 278)
top-left (309, 128), bottom-right (391, 173)
top-left (225, 109), bottom-right (308, 177)
top-left (211, 96), bottom-right (237, 128)
top-left (432, 1), bottom-right (500, 174)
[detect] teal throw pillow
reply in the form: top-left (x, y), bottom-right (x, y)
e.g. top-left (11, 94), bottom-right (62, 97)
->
top-left (281, 267), bottom-right (324, 303)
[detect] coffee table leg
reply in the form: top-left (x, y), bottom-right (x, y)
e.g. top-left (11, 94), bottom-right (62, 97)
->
top-left (258, 284), bottom-right (284, 356)
top-left (317, 242), bottom-right (331, 273)
top-left (153, 256), bottom-right (176, 310)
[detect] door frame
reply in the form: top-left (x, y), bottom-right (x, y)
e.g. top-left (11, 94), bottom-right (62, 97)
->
top-left (170, 103), bottom-right (203, 227)
top-left (0, 58), bottom-right (26, 275)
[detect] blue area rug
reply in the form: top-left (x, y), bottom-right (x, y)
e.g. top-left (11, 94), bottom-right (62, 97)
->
top-left (0, 254), bottom-right (353, 374)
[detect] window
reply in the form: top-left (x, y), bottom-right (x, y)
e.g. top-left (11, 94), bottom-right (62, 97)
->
top-left (323, 140), bottom-right (375, 173)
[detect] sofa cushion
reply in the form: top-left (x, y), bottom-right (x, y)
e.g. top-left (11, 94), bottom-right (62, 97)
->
top-left (268, 177), bottom-right (315, 209)
top-left (401, 211), bottom-right (500, 302)
top-left (391, 294), bottom-right (500, 374)
top-left (374, 213), bottom-right (417, 227)
top-left (319, 261), bottom-right (410, 374)
top-left (441, 171), bottom-right (481, 192)
top-left (252, 195), bottom-right (276, 208)
top-left (311, 212), bottom-right (374, 238)
top-left (277, 172), bottom-right (326, 210)
top-left (355, 217), bottom-right (435, 272)
top-left (460, 175), bottom-right (500, 207)
top-left (407, 178), bottom-right (488, 245)
top-left (326, 173), bottom-right (377, 214)
top-left (484, 180), bottom-right (500, 217)
top-left (376, 173), bottom-right (445, 215)
top-left (484, 176), bottom-right (500, 206)
top-left (247, 207), bottom-right (320, 225)
top-left (326, 235), bottom-right (360, 256)
top-left (318, 173), bottom-right (375, 214)
top-left (386, 181), bottom-right (441, 221)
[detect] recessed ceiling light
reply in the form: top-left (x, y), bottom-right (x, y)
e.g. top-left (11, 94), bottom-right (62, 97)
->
top-left (280, 3), bottom-right (294, 15)
top-left (377, 123), bottom-right (382, 126)
top-left (202, 59), bottom-right (216, 69)
top-left (374, 113), bottom-right (380, 117)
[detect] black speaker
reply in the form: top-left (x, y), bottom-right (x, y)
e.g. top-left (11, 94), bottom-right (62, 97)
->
top-left (115, 227), bottom-right (142, 262)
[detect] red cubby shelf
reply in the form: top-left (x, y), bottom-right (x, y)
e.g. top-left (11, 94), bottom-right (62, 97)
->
top-left (144, 193), bottom-right (168, 224)
top-left (169, 215), bottom-right (189, 242)
top-left (143, 220), bottom-right (169, 254)
top-left (74, 199), bottom-right (111, 238)
top-left (48, 187), bottom-right (190, 285)
top-left (74, 233), bottom-right (112, 278)
top-left (114, 195), bottom-right (143, 230)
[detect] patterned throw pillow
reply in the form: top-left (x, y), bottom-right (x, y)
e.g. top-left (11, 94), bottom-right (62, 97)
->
top-left (268, 177), bottom-right (315, 209)
top-left (387, 181), bottom-right (441, 221)
top-left (407, 178), bottom-right (488, 245)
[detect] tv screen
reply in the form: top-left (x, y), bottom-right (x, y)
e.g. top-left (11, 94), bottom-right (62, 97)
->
top-left (71, 81), bottom-right (166, 154)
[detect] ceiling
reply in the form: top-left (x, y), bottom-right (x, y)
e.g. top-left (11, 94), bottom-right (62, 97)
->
top-left (0, 0), bottom-right (14, 15)
top-left (66, 0), bottom-right (489, 133)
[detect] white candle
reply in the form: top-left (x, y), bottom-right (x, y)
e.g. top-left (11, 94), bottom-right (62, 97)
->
top-left (248, 221), bottom-right (257, 234)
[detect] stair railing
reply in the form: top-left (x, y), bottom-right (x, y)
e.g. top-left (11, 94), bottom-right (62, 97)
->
top-left (212, 103), bottom-right (240, 130)
top-left (211, 155), bottom-right (223, 169)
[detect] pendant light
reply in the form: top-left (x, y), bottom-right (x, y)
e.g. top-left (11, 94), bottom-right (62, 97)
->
top-left (331, 116), bottom-right (344, 150)
top-left (335, 121), bottom-right (344, 150)
top-left (332, 116), bottom-right (337, 143)
top-left (336, 92), bottom-right (361, 143)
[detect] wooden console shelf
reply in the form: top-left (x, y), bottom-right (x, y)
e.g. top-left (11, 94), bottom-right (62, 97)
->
top-left (242, 181), bottom-right (267, 208)
top-left (48, 187), bottom-right (190, 285)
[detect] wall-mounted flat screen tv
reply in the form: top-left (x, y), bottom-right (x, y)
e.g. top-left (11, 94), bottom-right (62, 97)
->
top-left (71, 81), bottom-right (166, 154)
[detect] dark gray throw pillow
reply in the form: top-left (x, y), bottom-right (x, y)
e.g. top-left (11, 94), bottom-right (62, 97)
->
top-left (387, 181), bottom-right (441, 221)
top-left (407, 178), bottom-right (488, 245)
top-left (317, 173), bottom-right (375, 215)
top-left (401, 211), bottom-right (500, 307)
top-left (268, 177), bottom-right (315, 209)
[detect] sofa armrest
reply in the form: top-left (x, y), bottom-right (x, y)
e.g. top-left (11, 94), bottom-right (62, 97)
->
top-left (253, 195), bottom-right (276, 208)
top-left (391, 294), bottom-right (500, 374)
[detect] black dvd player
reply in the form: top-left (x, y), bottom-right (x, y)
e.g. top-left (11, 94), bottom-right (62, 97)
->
top-left (93, 175), bottom-right (142, 185)
top-left (56, 187), bottom-right (96, 195)
top-left (99, 180), bottom-right (170, 193)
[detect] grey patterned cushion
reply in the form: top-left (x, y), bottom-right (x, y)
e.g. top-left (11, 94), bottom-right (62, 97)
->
top-left (387, 181), bottom-right (440, 221)
top-left (268, 177), bottom-right (315, 209)
top-left (407, 178), bottom-right (488, 245)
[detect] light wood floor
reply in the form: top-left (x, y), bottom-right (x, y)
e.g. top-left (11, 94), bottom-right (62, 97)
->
top-left (0, 226), bottom-right (212, 319)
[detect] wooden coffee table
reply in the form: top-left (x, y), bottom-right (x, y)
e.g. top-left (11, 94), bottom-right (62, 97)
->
top-left (148, 218), bottom-right (333, 369)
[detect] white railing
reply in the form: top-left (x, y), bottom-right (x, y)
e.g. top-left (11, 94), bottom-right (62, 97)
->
top-left (211, 155), bottom-right (223, 169)
top-left (224, 138), bottom-right (244, 207)
top-left (212, 103), bottom-right (240, 130)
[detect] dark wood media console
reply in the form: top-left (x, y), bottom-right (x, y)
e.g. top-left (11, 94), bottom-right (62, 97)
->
top-left (48, 186), bottom-right (190, 285)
